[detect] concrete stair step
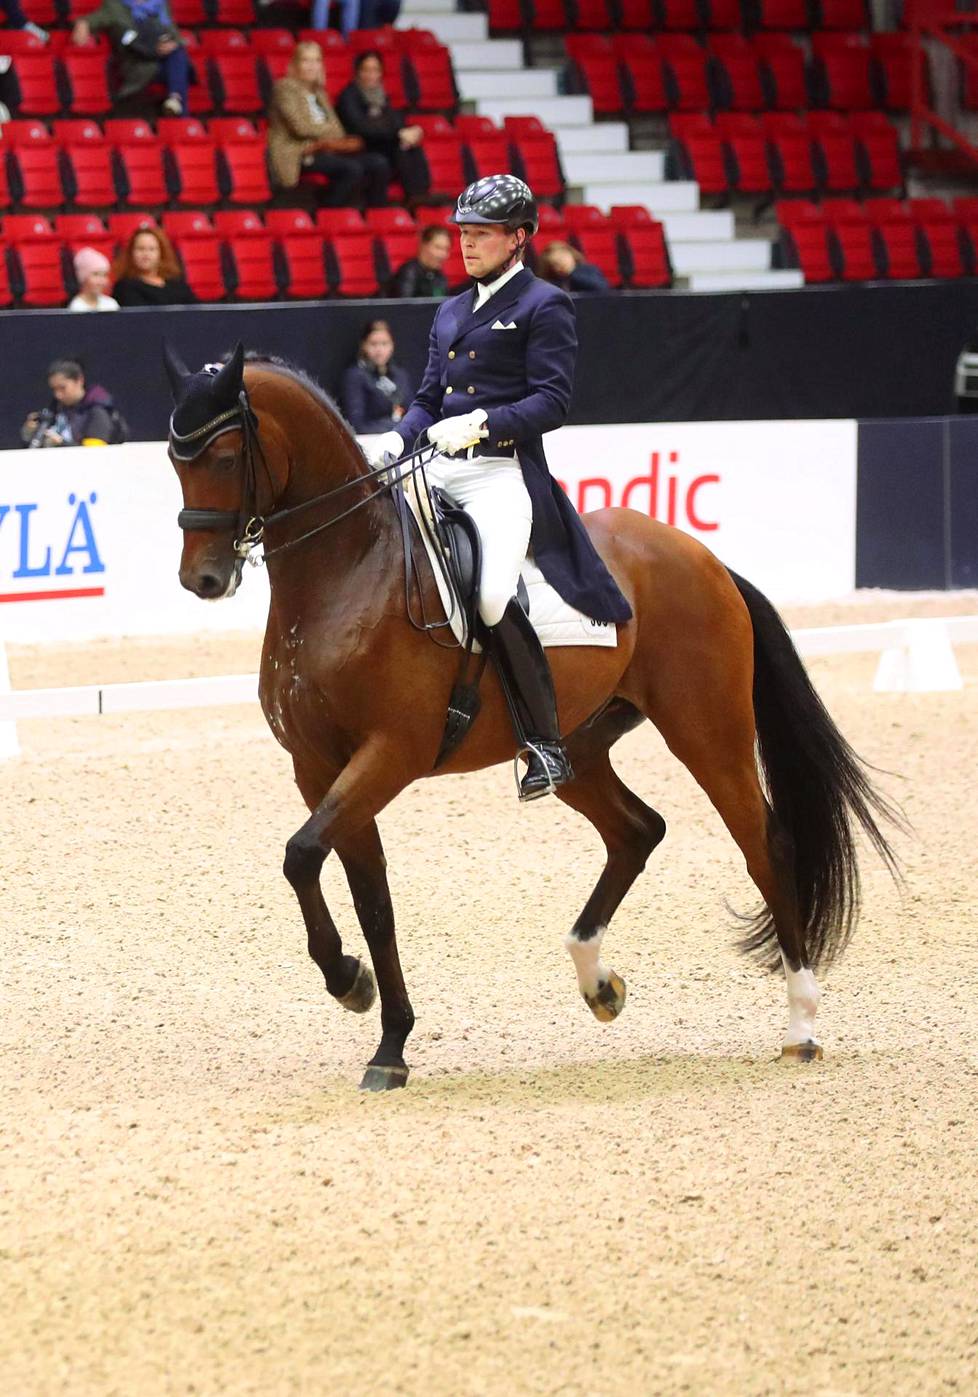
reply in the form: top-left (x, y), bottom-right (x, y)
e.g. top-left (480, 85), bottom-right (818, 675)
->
top-left (555, 124), bottom-right (630, 154)
top-left (660, 210), bottom-right (736, 241)
top-left (688, 269), bottom-right (805, 291)
top-left (396, 11), bottom-right (488, 40)
top-left (581, 180), bottom-right (699, 213)
top-left (458, 69), bottom-right (558, 100)
top-left (451, 41), bottom-right (523, 71)
top-left (475, 94), bottom-right (594, 127)
top-left (670, 239), bottom-right (772, 274)
top-left (401, 0), bottom-right (457, 11)
top-left (564, 151), bottom-right (665, 184)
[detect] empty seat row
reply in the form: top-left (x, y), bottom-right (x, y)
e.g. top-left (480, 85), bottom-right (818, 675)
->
top-left (566, 31), bottom-right (928, 115)
top-left (490, 0), bottom-right (869, 34)
top-left (777, 198), bottom-right (978, 281)
top-left (0, 113), bottom-right (567, 209)
top-left (670, 110), bottom-right (901, 196)
top-left (0, 45), bottom-right (457, 119)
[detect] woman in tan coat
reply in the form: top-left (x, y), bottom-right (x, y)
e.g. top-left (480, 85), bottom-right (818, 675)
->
top-left (267, 42), bottom-right (391, 208)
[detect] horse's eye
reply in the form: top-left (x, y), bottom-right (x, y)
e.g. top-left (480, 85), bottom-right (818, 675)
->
top-left (215, 453), bottom-right (237, 472)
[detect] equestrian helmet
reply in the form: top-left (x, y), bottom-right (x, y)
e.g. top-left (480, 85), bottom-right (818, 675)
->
top-left (451, 175), bottom-right (539, 236)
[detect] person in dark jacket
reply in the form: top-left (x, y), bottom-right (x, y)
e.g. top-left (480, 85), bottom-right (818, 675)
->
top-left (21, 358), bottom-right (128, 447)
top-left (336, 50), bottom-right (427, 203)
top-left (340, 319), bottom-right (414, 435)
top-left (112, 226), bottom-right (196, 307)
top-left (538, 239), bottom-right (610, 295)
top-left (389, 225), bottom-right (452, 299)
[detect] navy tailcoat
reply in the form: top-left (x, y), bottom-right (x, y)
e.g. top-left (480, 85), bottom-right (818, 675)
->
top-left (394, 266), bottom-right (632, 624)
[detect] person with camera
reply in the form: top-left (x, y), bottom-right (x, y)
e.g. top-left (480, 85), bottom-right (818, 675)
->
top-left (267, 42), bottom-right (390, 209)
top-left (21, 359), bottom-right (128, 449)
top-left (72, 0), bottom-right (190, 117)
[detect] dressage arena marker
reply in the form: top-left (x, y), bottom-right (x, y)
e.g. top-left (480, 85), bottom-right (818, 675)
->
top-left (0, 617), bottom-right (974, 758)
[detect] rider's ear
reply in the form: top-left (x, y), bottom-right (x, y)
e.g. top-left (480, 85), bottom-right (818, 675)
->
top-left (162, 340), bottom-right (192, 400)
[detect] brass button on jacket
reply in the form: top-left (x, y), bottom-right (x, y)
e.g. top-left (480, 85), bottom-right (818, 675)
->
top-left (468, 350), bottom-right (476, 359)
top-left (448, 350), bottom-right (456, 360)
top-left (467, 385), bottom-right (476, 394)
top-left (445, 385), bottom-right (453, 394)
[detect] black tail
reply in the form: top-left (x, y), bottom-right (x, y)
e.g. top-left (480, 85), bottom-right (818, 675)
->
top-left (728, 570), bottom-right (904, 972)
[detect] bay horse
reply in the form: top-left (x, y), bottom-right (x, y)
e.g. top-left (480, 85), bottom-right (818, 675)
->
top-left (166, 344), bottom-right (898, 1091)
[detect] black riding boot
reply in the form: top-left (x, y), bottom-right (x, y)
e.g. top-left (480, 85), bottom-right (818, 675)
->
top-left (488, 598), bottom-right (574, 801)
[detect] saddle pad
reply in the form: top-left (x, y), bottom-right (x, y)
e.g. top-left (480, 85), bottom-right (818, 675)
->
top-left (404, 477), bottom-right (617, 651)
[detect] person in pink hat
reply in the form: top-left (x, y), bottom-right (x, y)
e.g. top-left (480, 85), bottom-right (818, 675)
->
top-left (68, 247), bottom-right (119, 313)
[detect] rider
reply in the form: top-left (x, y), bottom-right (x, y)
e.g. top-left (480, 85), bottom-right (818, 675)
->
top-left (369, 174), bottom-right (632, 800)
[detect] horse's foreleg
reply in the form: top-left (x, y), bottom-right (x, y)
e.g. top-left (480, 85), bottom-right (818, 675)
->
top-left (284, 742), bottom-right (412, 1083)
top-left (337, 823), bottom-right (415, 1093)
top-left (558, 709), bottom-right (665, 1022)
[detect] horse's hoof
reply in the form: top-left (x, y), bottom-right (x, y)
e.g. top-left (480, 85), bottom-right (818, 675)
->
top-left (359, 1063), bottom-right (409, 1092)
top-left (781, 1040), bottom-right (824, 1062)
top-left (338, 960), bottom-right (376, 1014)
top-left (584, 971), bottom-right (627, 1023)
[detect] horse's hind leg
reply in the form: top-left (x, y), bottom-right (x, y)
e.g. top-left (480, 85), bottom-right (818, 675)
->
top-left (558, 702), bottom-right (666, 1022)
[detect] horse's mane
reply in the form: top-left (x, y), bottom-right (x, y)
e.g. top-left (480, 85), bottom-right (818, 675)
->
top-left (241, 350), bottom-right (357, 440)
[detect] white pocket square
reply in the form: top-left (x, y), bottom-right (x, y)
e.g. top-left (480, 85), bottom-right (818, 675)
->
top-left (491, 320), bottom-right (518, 330)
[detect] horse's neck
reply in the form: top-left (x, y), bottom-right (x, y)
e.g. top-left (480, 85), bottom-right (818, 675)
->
top-left (265, 394), bottom-right (400, 616)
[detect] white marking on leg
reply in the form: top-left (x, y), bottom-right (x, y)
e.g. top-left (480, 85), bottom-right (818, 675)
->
top-left (564, 925), bottom-right (609, 998)
top-left (780, 950), bottom-right (821, 1048)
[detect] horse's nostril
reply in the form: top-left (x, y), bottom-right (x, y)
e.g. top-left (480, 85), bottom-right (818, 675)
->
top-left (197, 572), bottom-right (224, 598)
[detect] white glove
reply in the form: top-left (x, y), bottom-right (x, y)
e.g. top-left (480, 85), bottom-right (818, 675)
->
top-left (367, 430), bottom-right (404, 469)
top-left (427, 409), bottom-right (488, 457)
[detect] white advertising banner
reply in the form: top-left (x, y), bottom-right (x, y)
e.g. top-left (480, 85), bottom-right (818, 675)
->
top-left (0, 420), bottom-right (856, 644)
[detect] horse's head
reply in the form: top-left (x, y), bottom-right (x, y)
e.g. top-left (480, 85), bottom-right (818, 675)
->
top-left (165, 341), bottom-right (276, 600)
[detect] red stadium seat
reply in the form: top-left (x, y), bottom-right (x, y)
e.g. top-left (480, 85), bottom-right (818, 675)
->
top-left (571, 228), bottom-right (623, 286)
top-left (407, 50), bottom-right (457, 111)
top-left (510, 132), bottom-right (564, 199)
top-left (574, 0), bottom-right (614, 27)
top-left (316, 208), bottom-right (367, 235)
top-left (107, 210), bottom-right (157, 243)
top-left (219, 143), bottom-right (270, 204)
top-left (851, 111), bottom-right (902, 192)
top-left (620, 221), bottom-right (671, 288)
top-left (487, 0), bottom-right (524, 32)
top-left (527, 0), bottom-right (570, 30)
top-left (465, 135), bottom-right (515, 181)
top-left (56, 211), bottom-right (108, 240)
top-left (0, 119), bottom-right (52, 146)
top-left (836, 222), bottom-right (879, 279)
top-left (675, 130), bottom-right (728, 194)
top-left (816, 0), bottom-right (867, 28)
top-left (365, 207), bottom-right (416, 232)
top-left (705, 0), bottom-right (742, 27)
top-left (619, 0), bottom-right (654, 25)
top-left (113, 143), bottom-right (168, 206)
top-left (11, 145), bottom-right (64, 209)
top-left (862, 196), bottom-right (907, 224)
top-left (2, 212), bottom-right (57, 241)
top-left (752, 35), bottom-right (808, 111)
top-left (809, 115), bottom-right (860, 193)
top-left (0, 162), bottom-right (12, 214)
top-left (0, 246), bottom-right (13, 307)
top-left (209, 117), bottom-right (262, 144)
top-left (7, 56), bottom-right (60, 116)
top-left (785, 220), bottom-right (836, 282)
top-left (12, 239), bottom-right (67, 305)
top-left (212, 54), bottom-right (263, 114)
top-left (279, 231), bottom-right (329, 300)
top-left (330, 231), bottom-right (380, 296)
top-left (420, 135), bottom-right (466, 199)
top-left (169, 141), bottom-right (220, 205)
top-left (227, 232), bottom-right (277, 301)
top-left (52, 118), bottom-right (104, 146)
top-left (213, 209), bottom-right (263, 236)
top-left (157, 117), bottom-right (210, 145)
top-left (571, 56), bottom-right (625, 116)
top-left (660, 36), bottom-right (711, 112)
top-left (660, 0), bottom-right (700, 29)
top-left (62, 52), bottom-right (112, 116)
top-left (562, 206), bottom-right (609, 231)
top-left (920, 222), bottom-right (966, 279)
top-left (64, 143), bottom-right (118, 208)
top-left (454, 114), bottom-right (501, 139)
top-left (175, 234), bottom-right (226, 300)
top-left (376, 230), bottom-right (417, 282)
top-left (249, 29), bottom-right (295, 57)
top-left (211, 0), bottom-right (256, 24)
top-left (264, 209), bottom-right (316, 236)
top-left (709, 35), bottom-right (765, 113)
top-left (536, 203), bottom-right (567, 236)
top-left (169, 0), bottom-right (208, 22)
top-left (608, 204), bottom-right (656, 227)
top-left (0, 28), bottom-right (48, 53)
top-left (877, 221), bottom-right (922, 279)
top-left (811, 34), bottom-right (873, 111)
top-left (767, 129), bottom-right (816, 195)
top-left (870, 33), bottom-right (931, 113)
top-left (621, 55), bottom-right (669, 114)
top-left (756, 0), bottom-right (808, 27)
top-left (906, 197), bottom-right (951, 224)
top-left (196, 29), bottom-right (250, 54)
top-left (725, 131), bottom-right (773, 194)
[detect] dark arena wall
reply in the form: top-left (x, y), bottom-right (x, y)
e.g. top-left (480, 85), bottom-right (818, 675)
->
top-left (4, 279), bottom-right (978, 447)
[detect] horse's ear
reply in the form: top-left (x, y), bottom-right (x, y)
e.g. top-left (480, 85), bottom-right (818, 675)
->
top-left (162, 340), bottom-right (192, 400)
top-left (212, 342), bottom-right (246, 405)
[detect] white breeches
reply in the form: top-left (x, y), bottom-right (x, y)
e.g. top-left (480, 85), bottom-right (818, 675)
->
top-left (425, 453), bottom-right (532, 628)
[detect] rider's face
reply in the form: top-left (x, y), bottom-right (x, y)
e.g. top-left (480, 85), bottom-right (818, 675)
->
top-left (458, 223), bottom-right (519, 280)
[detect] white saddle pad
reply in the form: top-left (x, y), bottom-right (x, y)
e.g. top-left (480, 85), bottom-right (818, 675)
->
top-left (403, 478), bottom-right (617, 650)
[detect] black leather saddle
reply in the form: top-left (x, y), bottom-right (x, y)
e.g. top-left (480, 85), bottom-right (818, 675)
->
top-left (429, 485), bottom-right (529, 640)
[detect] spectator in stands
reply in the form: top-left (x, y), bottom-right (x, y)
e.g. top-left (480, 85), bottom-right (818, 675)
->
top-left (537, 240), bottom-right (610, 295)
top-left (1, 0), bottom-right (48, 43)
top-left (388, 225), bottom-right (452, 299)
top-left (308, 0), bottom-right (401, 39)
top-left (337, 51), bottom-right (426, 205)
top-left (21, 358), bottom-right (128, 448)
top-left (268, 42), bottom-right (390, 210)
top-left (340, 319), bottom-right (413, 435)
top-left (72, 0), bottom-right (191, 118)
top-left (112, 226), bottom-right (196, 306)
top-left (68, 248), bottom-right (120, 313)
